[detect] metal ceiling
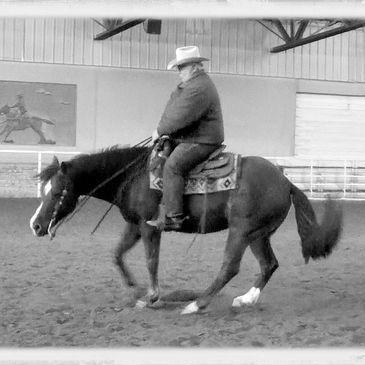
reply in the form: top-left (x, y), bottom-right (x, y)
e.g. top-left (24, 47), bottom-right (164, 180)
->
top-left (93, 18), bottom-right (365, 53)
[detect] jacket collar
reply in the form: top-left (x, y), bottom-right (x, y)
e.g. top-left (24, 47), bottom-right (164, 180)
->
top-left (178, 69), bottom-right (206, 89)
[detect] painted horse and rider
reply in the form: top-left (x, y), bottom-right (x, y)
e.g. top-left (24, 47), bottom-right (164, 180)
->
top-left (6, 93), bottom-right (29, 129)
top-left (0, 93), bottom-right (56, 144)
top-left (147, 45), bottom-right (225, 231)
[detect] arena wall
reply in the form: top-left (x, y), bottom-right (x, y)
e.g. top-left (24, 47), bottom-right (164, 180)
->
top-left (0, 17), bottom-right (364, 197)
top-left (1, 60), bottom-right (364, 157)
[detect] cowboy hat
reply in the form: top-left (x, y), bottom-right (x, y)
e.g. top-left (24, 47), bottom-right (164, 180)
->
top-left (167, 46), bottom-right (209, 70)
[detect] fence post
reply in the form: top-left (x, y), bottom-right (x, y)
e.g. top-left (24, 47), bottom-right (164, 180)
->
top-left (37, 152), bottom-right (42, 198)
top-left (310, 160), bottom-right (313, 198)
top-left (343, 160), bottom-right (347, 199)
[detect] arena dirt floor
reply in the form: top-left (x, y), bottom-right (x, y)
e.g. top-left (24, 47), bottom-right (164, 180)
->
top-left (1, 197), bottom-right (365, 347)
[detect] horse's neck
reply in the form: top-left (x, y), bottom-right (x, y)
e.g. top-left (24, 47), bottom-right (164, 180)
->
top-left (73, 153), bottom-right (143, 202)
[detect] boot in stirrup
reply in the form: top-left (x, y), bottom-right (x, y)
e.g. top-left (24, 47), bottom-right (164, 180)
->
top-left (146, 204), bottom-right (166, 230)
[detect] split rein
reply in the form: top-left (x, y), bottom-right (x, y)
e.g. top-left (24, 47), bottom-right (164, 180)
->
top-left (47, 136), bottom-right (152, 240)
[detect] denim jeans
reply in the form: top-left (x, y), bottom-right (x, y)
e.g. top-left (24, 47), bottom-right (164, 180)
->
top-left (163, 142), bottom-right (219, 217)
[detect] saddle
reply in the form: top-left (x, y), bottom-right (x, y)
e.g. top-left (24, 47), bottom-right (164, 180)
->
top-left (149, 138), bottom-right (240, 195)
top-left (188, 146), bottom-right (235, 179)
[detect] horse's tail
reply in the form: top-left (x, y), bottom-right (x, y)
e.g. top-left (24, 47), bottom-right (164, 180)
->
top-left (31, 116), bottom-right (54, 125)
top-left (40, 118), bottom-right (54, 125)
top-left (290, 183), bottom-right (342, 263)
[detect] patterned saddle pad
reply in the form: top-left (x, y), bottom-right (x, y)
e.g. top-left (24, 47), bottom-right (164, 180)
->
top-left (149, 148), bottom-right (240, 195)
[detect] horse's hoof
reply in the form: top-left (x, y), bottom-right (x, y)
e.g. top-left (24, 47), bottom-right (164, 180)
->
top-left (232, 287), bottom-right (261, 307)
top-left (135, 300), bottom-right (147, 309)
top-left (232, 297), bottom-right (246, 308)
top-left (147, 299), bottom-right (164, 309)
top-left (181, 301), bottom-right (200, 315)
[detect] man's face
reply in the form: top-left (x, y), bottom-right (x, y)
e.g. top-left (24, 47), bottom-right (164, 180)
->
top-left (177, 63), bottom-right (194, 82)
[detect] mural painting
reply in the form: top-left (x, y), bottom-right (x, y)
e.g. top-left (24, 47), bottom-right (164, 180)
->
top-left (0, 81), bottom-right (76, 146)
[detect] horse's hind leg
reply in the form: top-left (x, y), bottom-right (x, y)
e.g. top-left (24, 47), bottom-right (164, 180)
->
top-left (114, 222), bottom-right (141, 287)
top-left (182, 225), bottom-right (249, 314)
top-left (30, 123), bottom-right (48, 144)
top-left (232, 237), bottom-right (278, 307)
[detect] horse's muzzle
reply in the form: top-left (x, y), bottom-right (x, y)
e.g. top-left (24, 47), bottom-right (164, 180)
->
top-left (31, 222), bottom-right (47, 237)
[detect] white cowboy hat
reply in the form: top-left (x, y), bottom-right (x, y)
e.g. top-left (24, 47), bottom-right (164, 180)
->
top-left (167, 46), bottom-right (209, 70)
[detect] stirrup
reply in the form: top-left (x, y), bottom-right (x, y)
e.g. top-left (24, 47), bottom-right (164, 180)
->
top-left (147, 215), bottom-right (188, 231)
top-left (163, 215), bottom-right (188, 231)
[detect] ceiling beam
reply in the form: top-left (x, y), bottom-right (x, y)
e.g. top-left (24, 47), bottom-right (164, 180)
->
top-left (294, 20), bottom-right (309, 40)
top-left (94, 19), bottom-right (145, 40)
top-left (272, 20), bottom-right (291, 43)
top-left (271, 20), bottom-right (365, 53)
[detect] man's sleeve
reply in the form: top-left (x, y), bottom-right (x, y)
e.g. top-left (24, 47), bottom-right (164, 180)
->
top-left (157, 86), bottom-right (210, 136)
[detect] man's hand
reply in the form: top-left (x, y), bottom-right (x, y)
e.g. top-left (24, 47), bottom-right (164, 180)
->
top-left (152, 129), bottom-right (159, 143)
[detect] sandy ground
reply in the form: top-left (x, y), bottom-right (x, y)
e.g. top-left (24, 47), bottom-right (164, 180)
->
top-left (1, 197), bottom-right (365, 347)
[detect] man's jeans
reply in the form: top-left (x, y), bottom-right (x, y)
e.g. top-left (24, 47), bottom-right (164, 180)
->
top-left (163, 142), bottom-right (219, 217)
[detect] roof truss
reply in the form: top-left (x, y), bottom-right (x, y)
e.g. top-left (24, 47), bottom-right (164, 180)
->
top-left (93, 18), bottom-right (365, 54)
top-left (258, 19), bottom-right (365, 53)
top-left (93, 18), bottom-right (161, 40)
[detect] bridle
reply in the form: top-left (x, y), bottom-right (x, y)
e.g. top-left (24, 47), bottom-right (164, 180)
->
top-left (45, 136), bottom-right (153, 240)
top-left (47, 188), bottom-right (68, 240)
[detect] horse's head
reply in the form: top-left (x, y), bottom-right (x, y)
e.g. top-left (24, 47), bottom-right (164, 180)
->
top-left (0, 104), bottom-right (10, 115)
top-left (30, 156), bottom-right (78, 238)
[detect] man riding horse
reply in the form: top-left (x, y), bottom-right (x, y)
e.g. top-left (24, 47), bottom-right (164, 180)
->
top-left (147, 46), bottom-right (225, 231)
top-left (8, 93), bottom-right (29, 128)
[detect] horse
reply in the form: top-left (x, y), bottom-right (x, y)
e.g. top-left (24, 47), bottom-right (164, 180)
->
top-left (29, 144), bottom-right (343, 315)
top-left (0, 104), bottom-right (55, 144)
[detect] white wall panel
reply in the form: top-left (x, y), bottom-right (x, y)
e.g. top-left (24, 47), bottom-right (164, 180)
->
top-left (295, 94), bottom-right (365, 158)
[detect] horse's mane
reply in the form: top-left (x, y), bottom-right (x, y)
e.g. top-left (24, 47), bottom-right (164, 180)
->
top-left (37, 145), bottom-right (152, 183)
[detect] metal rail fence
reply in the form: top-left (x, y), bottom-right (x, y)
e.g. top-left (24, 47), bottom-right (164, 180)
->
top-left (0, 150), bottom-right (365, 200)
top-left (268, 157), bottom-right (365, 200)
top-left (0, 149), bottom-right (81, 198)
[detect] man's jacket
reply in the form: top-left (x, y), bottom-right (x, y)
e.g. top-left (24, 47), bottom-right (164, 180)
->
top-left (157, 70), bottom-right (224, 145)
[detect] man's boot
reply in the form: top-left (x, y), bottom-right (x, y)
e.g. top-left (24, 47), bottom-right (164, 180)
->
top-left (147, 205), bottom-right (186, 231)
top-left (146, 204), bottom-right (166, 230)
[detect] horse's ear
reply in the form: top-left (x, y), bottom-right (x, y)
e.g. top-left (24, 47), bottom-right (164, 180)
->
top-left (60, 161), bottom-right (71, 174)
top-left (52, 156), bottom-right (59, 167)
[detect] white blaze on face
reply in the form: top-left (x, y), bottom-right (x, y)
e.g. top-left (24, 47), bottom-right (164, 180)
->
top-left (44, 180), bottom-right (52, 195)
top-left (30, 202), bottom-right (43, 235)
top-left (29, 180), bottom-right (52, 236)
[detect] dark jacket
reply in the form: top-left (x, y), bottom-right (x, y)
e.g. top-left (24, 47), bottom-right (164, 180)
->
top-left (157, 70), bottom-right (224, 145)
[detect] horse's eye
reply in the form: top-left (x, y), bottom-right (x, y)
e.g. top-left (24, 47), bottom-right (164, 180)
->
top-left (52, 191), bottom-right (62, 198)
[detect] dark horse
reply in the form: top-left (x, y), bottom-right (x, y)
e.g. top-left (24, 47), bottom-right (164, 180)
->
top-left (29, 145), bottom-right (342, 314)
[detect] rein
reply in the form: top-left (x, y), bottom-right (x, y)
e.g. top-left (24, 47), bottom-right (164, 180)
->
top-left (48, 137), bottom-right (152, 239)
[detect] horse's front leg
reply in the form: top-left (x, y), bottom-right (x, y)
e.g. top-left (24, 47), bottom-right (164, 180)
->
top-left (114, 222), bottom-right (141, 288)
top-left (137, 223), bottom-right (161, 307)
top-left (1, 125), bottom-right (13, 141)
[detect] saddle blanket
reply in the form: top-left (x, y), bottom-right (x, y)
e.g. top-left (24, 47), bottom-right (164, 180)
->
top-left (149, 152), bottom-right (240, 195)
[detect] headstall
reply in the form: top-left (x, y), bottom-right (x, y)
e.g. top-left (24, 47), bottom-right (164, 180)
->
top-left (47, 188), bottom-right (68, 240)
